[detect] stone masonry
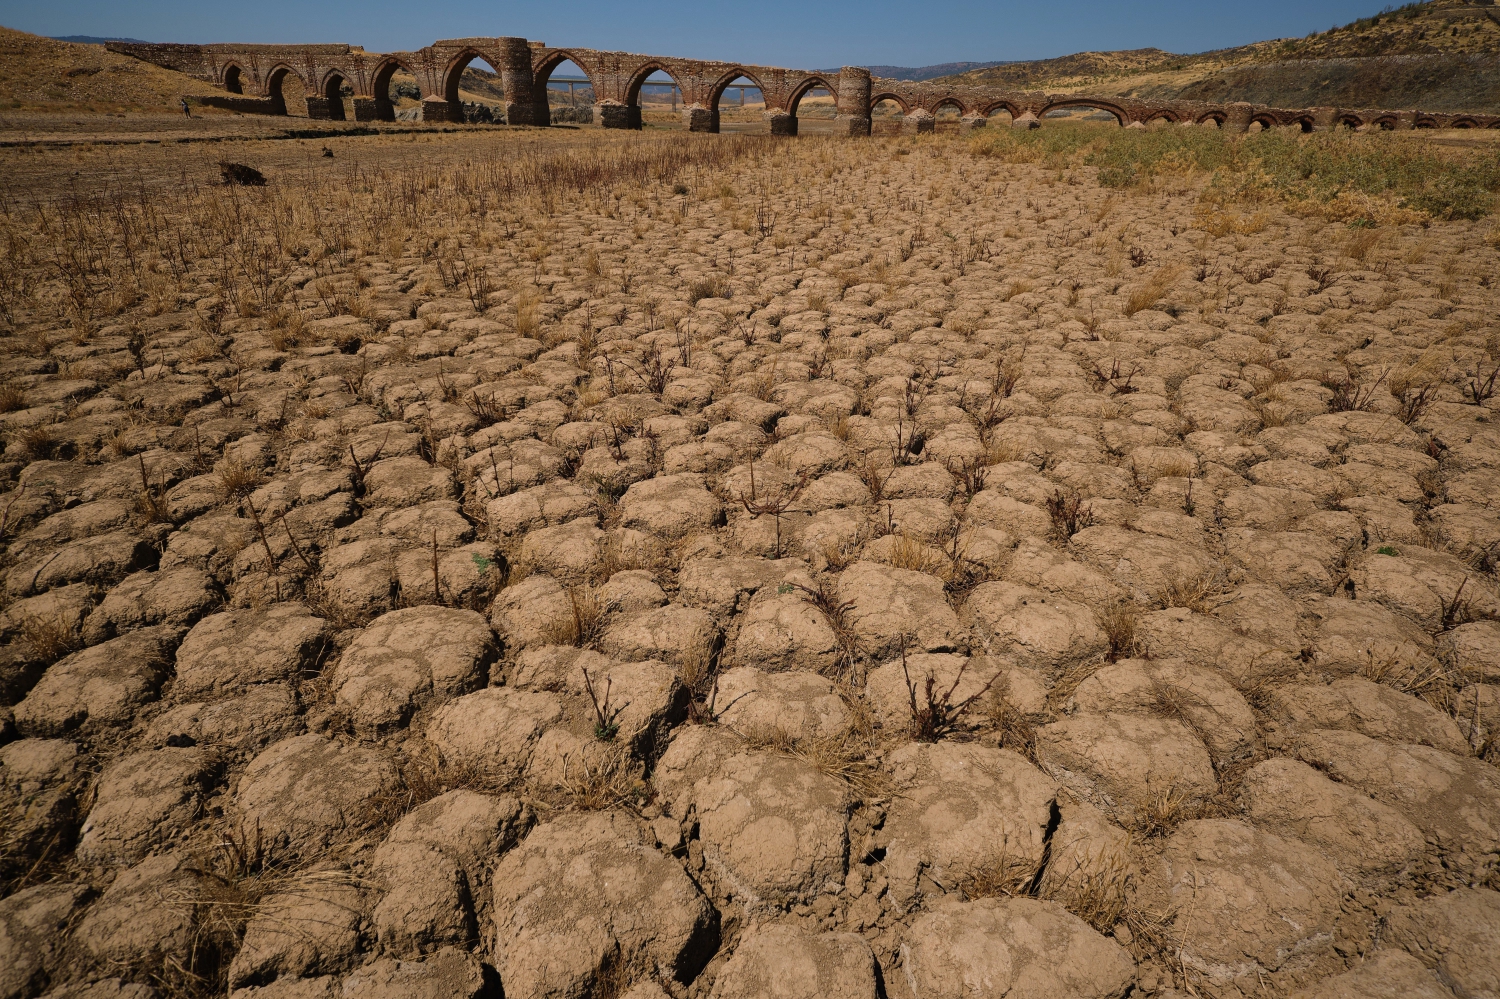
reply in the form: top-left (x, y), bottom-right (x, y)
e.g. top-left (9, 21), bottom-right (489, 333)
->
top-left (107, 37), bottom-right (1500, 133)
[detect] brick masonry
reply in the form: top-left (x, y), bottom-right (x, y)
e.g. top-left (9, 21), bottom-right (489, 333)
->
top-left (108, 38), bottom-right (1500, 133)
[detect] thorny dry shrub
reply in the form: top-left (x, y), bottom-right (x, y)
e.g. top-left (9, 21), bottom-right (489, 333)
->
top-left (901, 640), bottom-right (1000, 742)
top-left (1046, 488), bottom-right (1094, 539)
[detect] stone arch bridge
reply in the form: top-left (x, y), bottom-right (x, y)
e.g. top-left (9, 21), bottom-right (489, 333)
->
top-left (108, 37), bottom-right (1500, 135)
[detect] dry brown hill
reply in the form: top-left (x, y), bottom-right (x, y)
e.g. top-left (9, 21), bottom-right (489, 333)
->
top-left (0, 25), bottom-right (225, 112)
top-left (937, 0), bottom-right (1500, 112)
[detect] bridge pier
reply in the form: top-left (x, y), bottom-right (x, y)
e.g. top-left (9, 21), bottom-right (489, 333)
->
top-left (596, 104), bottom-right (642, 129)
top-left (305, 97), bottom-right (338, 120)
top-left (353, 97), bottom-right (383, 122)
top-left (960, 115), bottom-right (987, 133)
top-left (421, 98), bottom-right (465, 123)
top-left (495, 37), bottom-right (545, 126)
top-left (902, 110), bottom-right (935, 135)
top-left (1224, 102), bottom-right (1254, 134)
top-left (1011, 111), bottom-right (1040, 129)
top-left (768, 113), bottom-right (797, 136)
top-left (836, 67), bottom-right (872, 137)
top-left (683, 106), bottom-right (716, 132)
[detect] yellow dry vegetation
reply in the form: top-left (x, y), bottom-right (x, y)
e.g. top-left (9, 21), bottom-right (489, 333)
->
top-left (0, 26), bottom-right (224, 112)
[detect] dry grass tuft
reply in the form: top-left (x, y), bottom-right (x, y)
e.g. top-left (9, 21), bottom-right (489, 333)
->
top-left (1095, 600), bottom-right (1139, 662)
top-left (1040, 843), bottom-right (1135, 935)
top-left (956, 839), bottom-right (1036, 901)
top-left (19, 612), bottom-right (83, 664)
top-left (539, 586), bottom-right (606, 649)
top-left (560, 742), bottom-right (647, 811)
top-left (1155, 568), bottom-right (1229, 615)
top-left (1131, 784), bottom-right (1203, 839)
top-left (1123, 266), bottom-right (1181, 317)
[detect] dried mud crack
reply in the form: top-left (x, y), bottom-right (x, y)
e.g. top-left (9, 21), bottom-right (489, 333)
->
top-left (1, 123), bottom-right (1500, 999)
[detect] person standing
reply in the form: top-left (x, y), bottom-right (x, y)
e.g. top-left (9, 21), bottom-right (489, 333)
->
top-left (181, 98), bottom-right (191, 117)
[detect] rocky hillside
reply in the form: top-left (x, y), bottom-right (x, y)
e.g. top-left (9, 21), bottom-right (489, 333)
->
top-left (0, 25), bottom-right (224, 112)
top-left (936, 0), bottom-right (1500, 112)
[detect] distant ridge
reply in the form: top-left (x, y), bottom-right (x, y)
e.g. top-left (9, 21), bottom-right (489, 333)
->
top-left (822, 61), bottom-right (1013, 82)
top-left (50, 35), bottom-right (151, 45)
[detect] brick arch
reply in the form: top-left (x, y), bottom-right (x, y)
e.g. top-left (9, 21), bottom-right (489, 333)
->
top-left (1249, 112), bottom-right (1278, 130)
top-left (1195, 109), bottom-right (1227, 126)
top-left (1369, 114), bottom-right (1400, 130)
top-left (441, 47), bottom-right (501, 105)
top-left (869, 91), bottom-right (911, 115)
top-left (624, 61), bottom-right (684, 106)
top-left (369, 57), bottom-right (415, 120)
top-left (1141, 108), bottom-right (1180, 124)
top-left (1337, 113), bottom-right (1365, 128)
top-left (1291, 115), bottom-right (1317, 133)
top-left (978, 99), bottom-right (1023, 118)
top-left (932, 96), bottom-right (967, 116)
top-left (1042, 98), bottom-right (1127, 125)
top-left (264, 63), bottom-right (306, 114)
top-left (708, 67), bottom-right (767, 109)
top-left (1451, 117), bottom-right (1479, 129)
top-left (788, 74), bottom-right (839, 115)
top-left (220, 61), bottom-right (248, 93)
top-left (318, 67), bottom-right (354, 120)
top-left (532, 48), bottom-right (596, 94)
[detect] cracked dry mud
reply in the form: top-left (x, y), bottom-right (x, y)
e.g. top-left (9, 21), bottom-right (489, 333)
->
top-left (2, 127), bottom-right (1500, 999)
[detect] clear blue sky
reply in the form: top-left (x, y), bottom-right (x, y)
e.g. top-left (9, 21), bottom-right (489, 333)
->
top-left (1, 0), bottom-right (1386, 67)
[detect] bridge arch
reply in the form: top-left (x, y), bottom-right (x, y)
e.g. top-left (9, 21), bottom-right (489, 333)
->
top-left (1042, 98), bottom-right (1127, 126)
top-left (703, 68), bottom-right (766, 132)
top-left (532, 49), bottom-right (596, 124)
top-left (787, 74), bottom-right (839, 117)
top-left (709, 67), bottom-right (767, 107)
top-left (221, 62), bottom-right (246, 94)
top-left (870, 92), bottom-right (911, 115)
top-left (624, 61), bottom-right (684, 108)
top-left (370, 57), bottom-right (417, 121)
top-left (318, 68), bottom-right (353, 120)
top-left (933, 96), bottom-right (966, 115)
top-left (1248, 112), bottom-right (1278, 131)
top-left (1450, 117), bottom-right (1478, 129)
top-left (979, 99), bottom-right (1023, 119)
top-left (1195, 109), bottom-right (1227, 126)
top-left (441, 47), bottom-right (501, 106)
top-left (265, 63), bottom-right (306, 115)
top-left (1142, 108), bottom-right (1180, 125)
top-left (1337, 113), bottom-right (1365, 129)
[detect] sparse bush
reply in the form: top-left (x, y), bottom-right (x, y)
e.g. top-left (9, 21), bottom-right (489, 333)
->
top-left (1046, 488), bottom-right (1094, 539)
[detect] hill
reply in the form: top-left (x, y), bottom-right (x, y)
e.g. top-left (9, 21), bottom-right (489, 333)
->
top-left (50, 35), bottom-right (151, 45)
top-left (935, 0), bottom-right (1500, 112)
top-left (858, 62), bottom-right (1012, 82)
top-left (0, 25), bottom-right (224, 112)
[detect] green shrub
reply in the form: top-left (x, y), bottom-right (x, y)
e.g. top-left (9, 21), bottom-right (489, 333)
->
top-left (967, 121), bottom-right (1500, 220)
